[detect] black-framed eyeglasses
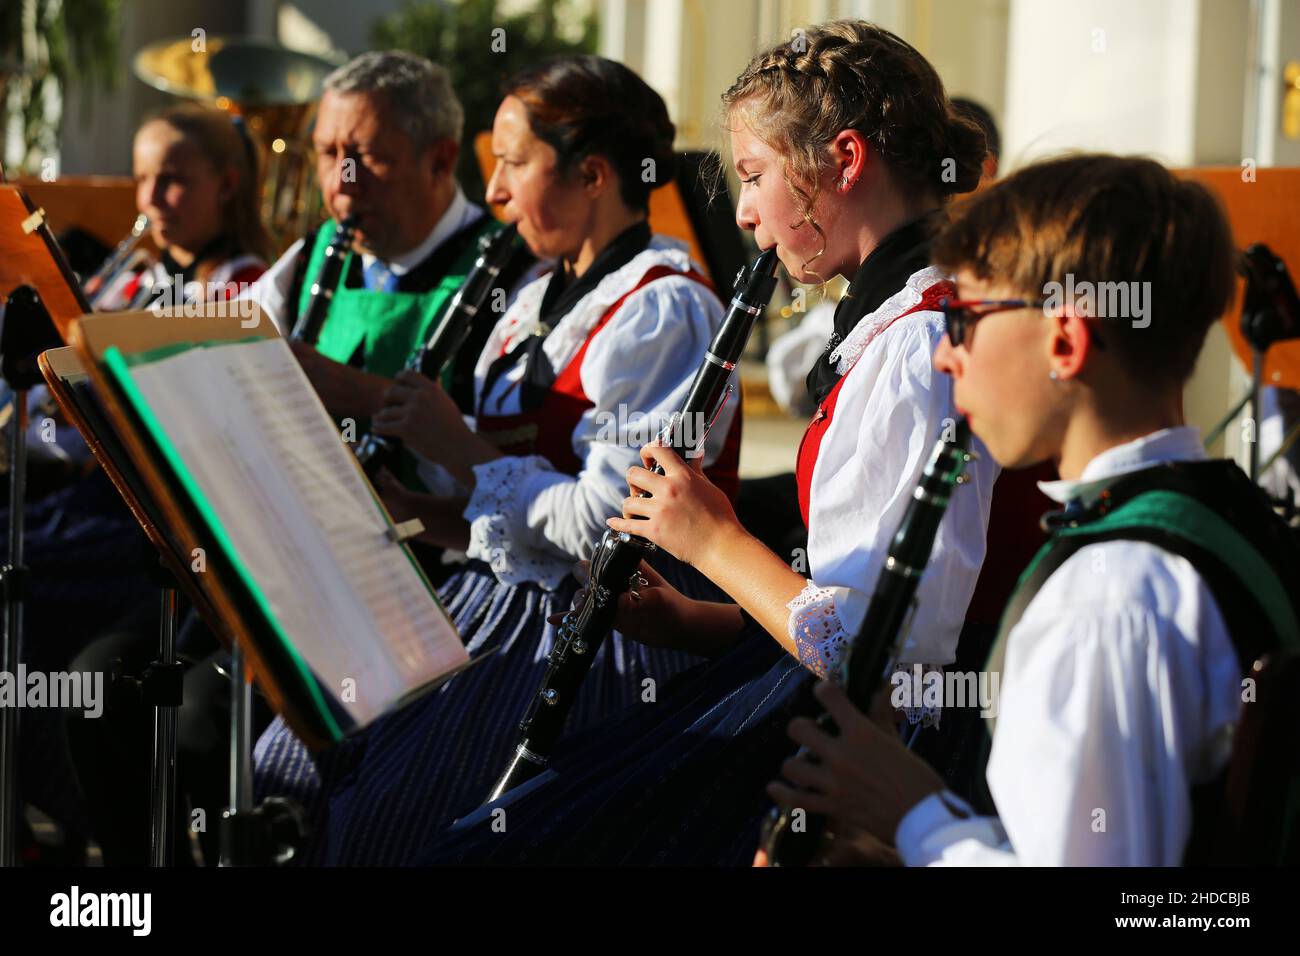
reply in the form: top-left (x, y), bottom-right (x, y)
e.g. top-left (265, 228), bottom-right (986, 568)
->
top-left (939, 298), bottom-right (1107, 351)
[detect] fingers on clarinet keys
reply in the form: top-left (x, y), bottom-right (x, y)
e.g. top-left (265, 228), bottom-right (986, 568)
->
top-left (571, 559), bottom-right (591, 586)
top-left (547, 571), bottom-right (589, 626)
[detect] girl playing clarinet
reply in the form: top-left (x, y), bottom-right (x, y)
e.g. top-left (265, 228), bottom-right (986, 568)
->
top-left (768, 154), bottom-right (1300, 866)
top-left (424, 19), bottom-right (1004, 865)
top-left (94, 103), bottom-right (272, 308)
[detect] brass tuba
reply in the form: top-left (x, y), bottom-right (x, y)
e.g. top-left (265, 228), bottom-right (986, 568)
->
top-left (133, 35), bottom-right (341, 252)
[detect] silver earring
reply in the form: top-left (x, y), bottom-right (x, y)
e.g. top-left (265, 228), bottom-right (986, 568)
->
top-left (1049, 369), bottom-right (1060, 381)
top-left (839, 175), bottom-right (851, 191)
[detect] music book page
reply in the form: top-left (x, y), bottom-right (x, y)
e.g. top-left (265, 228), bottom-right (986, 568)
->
top-left (105, 336), bottom-right (467, 729)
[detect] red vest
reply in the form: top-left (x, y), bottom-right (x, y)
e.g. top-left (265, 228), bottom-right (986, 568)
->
top-left (795, 280), bottom-right (956, 525)
top-left (476, 266), bottom-right (743, 501)
top-left (793, 278), bottom-right (1052, 628)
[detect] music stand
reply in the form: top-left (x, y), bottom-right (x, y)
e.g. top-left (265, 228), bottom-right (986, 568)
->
top-left (0, 185), bottom-right (93, 867)
top-left (40, 347), bottom-right (204, 866)
top-left (0, 183), bottom-right (186, 867)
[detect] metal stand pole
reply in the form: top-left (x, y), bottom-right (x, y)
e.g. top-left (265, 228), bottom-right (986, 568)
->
top-left (1249, 350), bottom-right (1264, 482)
top-left (0, 389), bottom-right (27, 867)
top-left (219, 643), bottom-right (253, 866)
top-left (149, 588), bottom-right (180, 867)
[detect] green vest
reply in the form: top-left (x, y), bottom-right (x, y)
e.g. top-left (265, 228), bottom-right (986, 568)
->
top-left (972, 463), bottom-right (1300, 863)
top-left (984, 488), bottom-right (1299, 739)
top-left (296, 215), bottom-right (500, 377)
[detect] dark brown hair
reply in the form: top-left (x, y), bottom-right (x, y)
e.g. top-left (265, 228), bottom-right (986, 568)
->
top-left (722, 20), bottom-right (986, 224)
top-left (933, 154), bottom-right (1237, 385)
top-left (504, 55), bottom-right (675, 212)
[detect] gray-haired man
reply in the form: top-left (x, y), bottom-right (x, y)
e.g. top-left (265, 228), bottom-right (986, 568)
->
top-left (251, 50), bottom-right (519, 420)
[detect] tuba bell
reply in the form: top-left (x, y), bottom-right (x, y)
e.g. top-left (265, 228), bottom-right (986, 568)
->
top-left (133, 35), bottom-right (342, 252)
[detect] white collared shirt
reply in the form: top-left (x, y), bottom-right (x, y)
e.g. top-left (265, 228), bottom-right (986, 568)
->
top-left (459, 237), bottom-right (732, 589)
top-left (785, 267), bottom-right (1000, 679)
top-left (244, 187), bottom-right (483, 333)
top-left (359, 187), bottom-right (477, 279)
top-left (895, 426), bottom-right (1242, 866)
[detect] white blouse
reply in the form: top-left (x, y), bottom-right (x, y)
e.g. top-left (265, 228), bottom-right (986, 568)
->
top-left (895, 427), bottom-right (1243, 866)
top-left (462, 236), bottom-right (733, 589)
top-left (244, 188), bottom-right (482, 335)
top-left (787, 266), bottom-right (999, 679)
top-left (97, 253), bottom-right (266, 312)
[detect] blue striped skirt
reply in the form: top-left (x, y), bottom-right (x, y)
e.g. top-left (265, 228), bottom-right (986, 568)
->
top-left (253, 557), bottom-right (706, 864)
top-left (421, 626), bottom-right (816, 865)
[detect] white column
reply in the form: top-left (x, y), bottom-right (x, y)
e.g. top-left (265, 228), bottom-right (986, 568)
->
top-left (1003, 0), bottom-right (1202, 167)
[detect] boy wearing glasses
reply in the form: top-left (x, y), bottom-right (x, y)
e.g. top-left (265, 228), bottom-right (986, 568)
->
top-left (768, 154), bottom-right (1300, 865)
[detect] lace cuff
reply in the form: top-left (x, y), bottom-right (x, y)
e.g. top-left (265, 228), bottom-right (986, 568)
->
top-left (464, 455), bottom-right (572, 590)
top-left (889, 662), bottom-right (945, 729)
top-left (787, 582), bottom-right (944, 728)
top-left (786, 582), bottom-right (850, 679)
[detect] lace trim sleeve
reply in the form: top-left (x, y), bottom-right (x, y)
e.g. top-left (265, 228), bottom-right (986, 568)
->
top-left (464, 455), bottom-right (572, 590)
top-left (787, 582), bottom-right (945, 728)
top-left (786, 582), bottom-right (851, 679)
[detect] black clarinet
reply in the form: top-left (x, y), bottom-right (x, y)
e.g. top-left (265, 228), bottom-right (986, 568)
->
top-left (760, 418), bottom-right (974, 866)
top-left (485, 247), bottom-right (781, 803)
top-left (355, 223), bottom-right (529, 478)
top-left (291, 215), bottom-right (357, 344)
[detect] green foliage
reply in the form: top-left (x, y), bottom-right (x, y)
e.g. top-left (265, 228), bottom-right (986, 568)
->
top-left (0, 0), bottom-right (121, 171)
top-left (372, 0), bottom-right (597, 200)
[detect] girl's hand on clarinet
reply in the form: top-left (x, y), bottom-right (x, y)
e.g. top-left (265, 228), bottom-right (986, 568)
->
top-left (765, 680), bottom-right (944, 860)
top-left (606, 443), bottom-right (738, 568)
top-left (548, 562), bottom-right (688, 647)
top-left (374, 468), bottom-right (438, 547)
top-left (548, 561), bottom-right (741, 658)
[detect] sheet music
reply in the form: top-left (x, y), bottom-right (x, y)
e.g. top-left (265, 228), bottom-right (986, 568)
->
top-left (120, 337), bottom-right (467, 727)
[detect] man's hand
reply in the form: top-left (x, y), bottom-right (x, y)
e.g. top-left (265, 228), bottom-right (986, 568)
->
top-left (371, 369), bottom-right (501, 484)
top-left (289, 340), bottom-right (388, 419)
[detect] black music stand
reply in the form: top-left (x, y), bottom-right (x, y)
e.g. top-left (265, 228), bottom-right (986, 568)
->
top-left (0, 285), bottom-right (62, 866)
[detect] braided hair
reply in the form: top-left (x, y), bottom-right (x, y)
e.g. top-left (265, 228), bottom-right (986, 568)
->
top-left (723, 20), bottom-right (986, 238)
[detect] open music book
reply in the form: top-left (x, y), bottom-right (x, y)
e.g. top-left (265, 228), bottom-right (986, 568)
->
top-left (64, 308), bottom-right (469, 745)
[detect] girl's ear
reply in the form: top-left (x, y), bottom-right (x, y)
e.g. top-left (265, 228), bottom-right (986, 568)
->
top-left (829, 128), bottom-right (871, 192)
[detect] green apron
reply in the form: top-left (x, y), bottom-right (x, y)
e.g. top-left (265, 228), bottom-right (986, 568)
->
top-left (297, 216), bottom-right (502, 488)
top-left (297, 216), bottom-right (500, 378)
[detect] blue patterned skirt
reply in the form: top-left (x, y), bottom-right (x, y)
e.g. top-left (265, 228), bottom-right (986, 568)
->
top-left (419, 626), bottom-right (816, 866)
top-left (253, 556), bottom-right (709, 864)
